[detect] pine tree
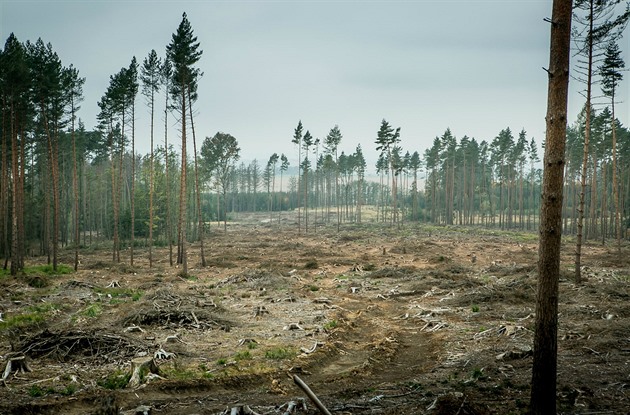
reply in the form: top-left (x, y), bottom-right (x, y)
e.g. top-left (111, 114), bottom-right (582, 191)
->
top-left (63, 65), bottom-right (84, 271)
top-left (279, 154), bottom-right (289, 225)
top-left (141, 49), bottom-right (162, 268)
top-left (599, 39), bottom-right (625, 253)
top-left (292, 121), bottom-right (303, 233)
top-left (572, 0), bottom-right (629, 281)
top-left (166, 12), bottom-right (202, 276)
top-left (324, 125), bottom-right (342, 231)
top-left (375, 120), bottom-right (401, 227)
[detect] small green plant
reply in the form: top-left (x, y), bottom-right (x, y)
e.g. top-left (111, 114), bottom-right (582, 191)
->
top-left (217, 358), bottom-right (227, 365)
top-left (233, 350), bottom-right (252, 361)
top-left (471, 367), bottom-right (485, 380)
top-left (98, 370), bottom-right (130, 390)
top-left (323, 320), bottom-right (338, 331)
top-left (471, 304), bottom-right (480, 312)
top-left (308, 285), bottom-right (320, 292)
top-left (83, 303), bottom-right (103, 318)
top-left (60, 384), bottom-right (77, 396)
top-left (28, 385), bottom-right (48, 397)
top-left (163, 367), bottom-right (197, 381)
top-left (247, 341), bottom-right (258, 350)
top-left (265, 347), bottom-right (296, 360)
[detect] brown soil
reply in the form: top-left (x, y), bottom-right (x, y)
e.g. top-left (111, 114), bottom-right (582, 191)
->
top-left (1, 212), bottom-right (629, 414)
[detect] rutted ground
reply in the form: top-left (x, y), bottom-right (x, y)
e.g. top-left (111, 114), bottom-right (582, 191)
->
top-left (1, 214), bottom-right (629, 414)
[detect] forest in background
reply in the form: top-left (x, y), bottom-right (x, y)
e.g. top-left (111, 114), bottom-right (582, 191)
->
top-left (1, 7), bottom-right (629, 277)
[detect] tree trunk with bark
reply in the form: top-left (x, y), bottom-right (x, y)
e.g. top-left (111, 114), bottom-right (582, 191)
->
top-left (530, 1), bottom-right (572, 413)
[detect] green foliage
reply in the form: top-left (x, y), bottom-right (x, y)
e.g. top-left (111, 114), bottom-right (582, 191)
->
top-left (82, 304), bottom-right (102, 318)
top-left (233, 350), bottom-right (252, 361)
top-left (323, 320), bottom-right (338, 330)
top-left (471, 367), bottom-right (485, 380)
top-left (28, 385), bottom-right (57, 397)
top-left (0, 312), bottom-right (45, 332)
top-left (216, 358), bottom-right (227, 365)
top-left (94, 287), bottom-right (143, 301)
top-left (98, 370), bottom-right (130, 390)
top-left (163, 367), bottom-right (198, 381)
top-left (308, 285), bottom-right (320, 292)
top-left (265, 347), bottom-right (296, 360)
top-left (60, 383), bottom-right (77, 396)
top-left (471, 304), bottom-right (480, 313)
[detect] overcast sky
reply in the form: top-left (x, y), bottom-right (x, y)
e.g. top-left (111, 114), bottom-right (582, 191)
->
top-left (2, 0), bottom-right (628, 170)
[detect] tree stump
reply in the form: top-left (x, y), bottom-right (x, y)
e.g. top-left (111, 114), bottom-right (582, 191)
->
top-left (2, 354), bottom-right (32, 385)
top-left (127, 357), bottom-right (160, 388)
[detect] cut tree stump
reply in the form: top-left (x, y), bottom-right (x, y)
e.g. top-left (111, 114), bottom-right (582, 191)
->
top-left (127, 357), bottom-right (160, 388)
top-left (2, 354), bottom-right (32, 385)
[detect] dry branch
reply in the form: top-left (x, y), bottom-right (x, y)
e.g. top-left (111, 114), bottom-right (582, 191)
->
top-left (292, 375), bottom-right (332, 415)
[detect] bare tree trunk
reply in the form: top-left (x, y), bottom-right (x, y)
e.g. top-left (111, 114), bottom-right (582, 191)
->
top-left (130, 101), bottom-right (136, 266)
top-left (178, 87), bottom-right (188, 276)
top-left (530, 1), bottom-right (572, 413)
top-left (71, 102), bottom-right (79, 271)
top-left (10, 103), bottom-right (21, 275)
top-left (611, 97), bottom-right (621, 253)
top-left (187, 85), bottom-right (205, 267)
top-left (575, 0), bottom-right (594, 283)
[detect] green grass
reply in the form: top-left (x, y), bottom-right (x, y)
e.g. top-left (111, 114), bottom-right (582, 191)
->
top-left (323, 320), bottom-right (338, 330)
top-left (98, 370), bottom-right (130, 390)
top-left (94, 287), bottom-right (143, 301)
top-left (82, 303), bottom-right (103, 318)
top-left (28, 385), bottom-right (57, 397)
top-left (233, 350), bottom-right (252, 361)
top-left (265, 347), bottom-right (296, 360)
top-left (471, 304), bottom-right (480, 313)
top-left (0, 312), bottom-right (46, 332)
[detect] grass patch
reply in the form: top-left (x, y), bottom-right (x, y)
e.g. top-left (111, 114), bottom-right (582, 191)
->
top-left (98, 370), bottom-right (130, 390)
top-left (94, 287), bottom-right (143, 301)
top-left (0, 312), bottom-right (46, 332)
top-left (162, 366), bottom-right (199, 381)
top-left (471, 304), bottom-right (480, 313)
top-left (82, 303), bottom-right (103, 318)
top-left (265, 347), bottom-right (296, 360)
top-left (28, 385), bottom-right (57, 397)
top-left (233, 350), bottom-right (252, 361)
